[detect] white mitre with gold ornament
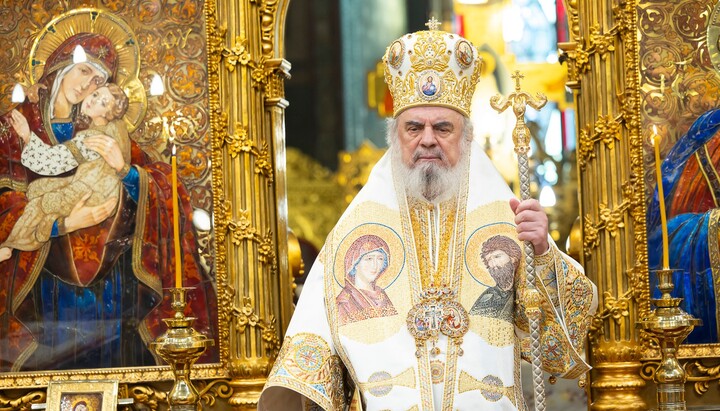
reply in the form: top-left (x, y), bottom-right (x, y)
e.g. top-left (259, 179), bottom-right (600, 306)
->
top-left (383, 17), bottom-right (482, 117)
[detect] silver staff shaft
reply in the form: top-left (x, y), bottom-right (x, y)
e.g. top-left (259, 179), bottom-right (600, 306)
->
top-left (490, 70), bottom-right (547, 411)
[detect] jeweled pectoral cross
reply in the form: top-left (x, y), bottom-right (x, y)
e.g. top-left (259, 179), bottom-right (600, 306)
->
top-left (489, 70), bottom-right (548, 411)
top-left (423, 303), bottom-right (442, 330)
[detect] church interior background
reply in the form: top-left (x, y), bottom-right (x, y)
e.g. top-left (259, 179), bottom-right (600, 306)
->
top-left (1, 0), bottom-right (720, 410)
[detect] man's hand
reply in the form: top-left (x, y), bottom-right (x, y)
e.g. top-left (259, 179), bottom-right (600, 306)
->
top-left (64, 192), bottom-right (117, 233)
top-left (509, 198), bottom-right (549, 255)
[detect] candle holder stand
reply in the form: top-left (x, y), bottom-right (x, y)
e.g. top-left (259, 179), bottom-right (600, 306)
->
top-left (150, 287), bottom-right (214, 411)
top-left (637, 269), bottom-right (701, 411)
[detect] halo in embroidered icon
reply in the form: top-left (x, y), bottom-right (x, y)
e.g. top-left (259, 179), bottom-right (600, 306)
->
top-left (387, 40), bottom-right (405, 69)
top-left (455, 40), bottom-right (474, 69)
top-left (417, 70), bottom-right (442, 100)
top-left (333, 223), bottom-right (405, 290)
top-left (465, 222), bottom-right (519, 287)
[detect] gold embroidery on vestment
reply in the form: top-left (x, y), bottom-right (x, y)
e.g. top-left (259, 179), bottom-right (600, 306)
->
top-left (458, 371), bottom-right (516, 407)
top-left (359, 368), bottom-right (416, 397)
top-left (430, 360), bottom-right (445, 384)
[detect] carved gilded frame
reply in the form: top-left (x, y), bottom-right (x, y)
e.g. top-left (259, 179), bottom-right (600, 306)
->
top-left (46, 381), bottom-right (119, 411)
top-left (0, 1), bottom-right (292, 409)
top-left (562, 0), bottom-right (720, 407)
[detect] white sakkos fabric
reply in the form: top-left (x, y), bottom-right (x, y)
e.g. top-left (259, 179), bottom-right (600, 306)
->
top-left (259, 140), bottom-right (597, 411)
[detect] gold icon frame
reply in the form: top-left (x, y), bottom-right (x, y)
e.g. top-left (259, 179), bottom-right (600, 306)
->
top-left (0, 1), bottom-right (293, 408)
top-left (46, 381), bottom-right (119, 411)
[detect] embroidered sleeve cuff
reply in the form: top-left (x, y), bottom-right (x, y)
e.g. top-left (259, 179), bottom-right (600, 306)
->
top-left (534, 245), bottom-right (554, 267)
top-left (57, 217), bottom-right (67, 236)
top-left (63, 140), bottom-right (86, 164)
top-left (117, 162), bottom-right (131, 179)
top-left (121, 165), bottom-right (140, 202)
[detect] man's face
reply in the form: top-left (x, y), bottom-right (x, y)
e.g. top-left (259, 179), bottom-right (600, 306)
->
top-left (484, 249), bottom-right (515, 291)
top-left (396, 106), bottom-right (465, 169)
top-left (61, 63), bottom-right (105, 105)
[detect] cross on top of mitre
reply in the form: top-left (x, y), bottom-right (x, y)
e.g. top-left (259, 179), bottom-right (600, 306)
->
top-left (426, 17), bottom-right (441, 31)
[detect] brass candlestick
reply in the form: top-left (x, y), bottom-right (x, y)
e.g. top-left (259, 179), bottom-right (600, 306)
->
top-left (150, 287), bottom-right (214, 411)
top-left (637, 269), bottom-right (701, 411)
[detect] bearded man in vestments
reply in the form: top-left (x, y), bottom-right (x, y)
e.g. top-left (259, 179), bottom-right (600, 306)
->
top-left (259, 22), bottom-right (597, 410)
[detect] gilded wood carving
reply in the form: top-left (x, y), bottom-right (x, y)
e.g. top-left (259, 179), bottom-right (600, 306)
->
top-left (563, 0), bottom-right (720, 407)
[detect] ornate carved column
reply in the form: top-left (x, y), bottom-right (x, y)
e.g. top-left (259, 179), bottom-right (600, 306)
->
top-left (208, 1), bottom-right (293, 409)
top-left (560, 0), bottom-right (648, 409)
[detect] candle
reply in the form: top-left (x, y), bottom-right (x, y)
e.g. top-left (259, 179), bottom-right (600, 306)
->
top-left (171, 142), bottom-right (182, 288)
top-left (652, 125), bottom-right (670, 269)
top-left (11, 83), bottom-right (25, 103)
top-left (150, 74), bottom-right (164, 96)
top-left (72, 45), bottom-right (87, 64)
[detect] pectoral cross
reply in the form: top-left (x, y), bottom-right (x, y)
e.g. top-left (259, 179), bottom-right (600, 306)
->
top-left (423, 303), bottom-right (442, 330)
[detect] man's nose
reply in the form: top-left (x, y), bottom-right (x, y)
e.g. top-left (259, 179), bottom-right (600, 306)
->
top-left (419, 126), bottom-right (436, 146)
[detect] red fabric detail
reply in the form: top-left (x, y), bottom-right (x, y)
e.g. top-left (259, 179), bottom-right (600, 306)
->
top-left (44, 33), bottom-right (119, 80)
top-left (669, 136), bottom-right (720, 216)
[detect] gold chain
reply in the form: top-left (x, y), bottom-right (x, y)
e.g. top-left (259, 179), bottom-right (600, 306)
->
top-left (409, 198), bottom-right (457, 289)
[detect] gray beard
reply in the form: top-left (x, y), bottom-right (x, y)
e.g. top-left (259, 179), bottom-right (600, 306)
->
top-left (391, 142), bottom-right (469, 204)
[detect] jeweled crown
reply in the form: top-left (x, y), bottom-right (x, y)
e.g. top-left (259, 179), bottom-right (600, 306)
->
top-left (383, 18), bottom-right (482, 117)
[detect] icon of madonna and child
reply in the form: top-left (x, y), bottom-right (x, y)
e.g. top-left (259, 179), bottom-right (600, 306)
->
top-left (0, 11), bottom-right (217, 372)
